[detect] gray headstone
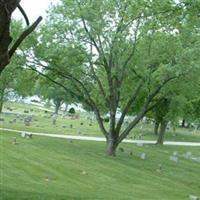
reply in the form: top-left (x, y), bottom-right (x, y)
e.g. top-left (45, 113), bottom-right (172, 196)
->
top-left (170, 155), bottom-right (178, 163)
top-left (173, 151), bottom-right (178, 156)
top-left (137, 143), bottom-right (144, 147)
top-left (140, 153), bottom-right (146, 160)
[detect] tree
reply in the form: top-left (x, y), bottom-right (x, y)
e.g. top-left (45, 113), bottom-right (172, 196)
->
top-left (30, 0), bottom-right (200, 156)
top-left (37, 77), bottom-right (74, 114)
top-left (0, 0), bottom-right (42, 74)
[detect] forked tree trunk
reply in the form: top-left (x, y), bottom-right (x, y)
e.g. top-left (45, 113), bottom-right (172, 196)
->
top-left (156, 120), bottom-right (168, 145)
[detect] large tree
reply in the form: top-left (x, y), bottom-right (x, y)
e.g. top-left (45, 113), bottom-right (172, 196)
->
top-left (30, 0), bottom-right (200, 156)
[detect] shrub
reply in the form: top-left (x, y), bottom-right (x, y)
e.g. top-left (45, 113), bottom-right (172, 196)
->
top-left (68, 107), bottom-right (75, 114)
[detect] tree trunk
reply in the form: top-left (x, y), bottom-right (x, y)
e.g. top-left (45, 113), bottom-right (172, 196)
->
top-left (64, 103), bottom-right (68, 113)
top-left (181, 119), bottom-right (185, 127)
top-left (156, 120), bottom-right (168, 145)
top-left (154, 120), bottom-right (160, 135)
top-left (0, 88), bottom-right (5, 113)
top-left (54, 99), bottom-right (62, 114)
top-left (106, 139), bottom-right (118, 156)
top-left (0, 100), bottom-right (3, 113)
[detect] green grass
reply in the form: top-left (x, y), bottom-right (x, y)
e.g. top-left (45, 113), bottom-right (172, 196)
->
top-left (1, 131), bottom-right (200, 200)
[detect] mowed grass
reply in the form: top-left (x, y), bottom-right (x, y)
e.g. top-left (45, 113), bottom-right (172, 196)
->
top-left (1, 131), bottom-right (200, 200)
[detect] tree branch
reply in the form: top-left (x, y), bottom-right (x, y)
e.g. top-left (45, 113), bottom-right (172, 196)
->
top-left (9, 16), bottom-right (42, 58)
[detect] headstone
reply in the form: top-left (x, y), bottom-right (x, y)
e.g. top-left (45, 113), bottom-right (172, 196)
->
top-left (26, 133), bottom-right (32, 139)
top-left (77, 131), bottom-right (82, 135)
top-left (21, 132), bottom-right (32, 139)
top-left (13, 119), bottom-right (17, 123)
top-left (173, 151), bottom-right (178, 156)
top-left (183, 152), bottom-right (192, 159)
top-left (16, 114), bottom-right (20, 118)
top-left (170, 155), bottom-right (178, 163)
top-left (140, 153), bottom-right (146, 160)
top-left (138, 134), bottom-right (143, 140)
top-left (70, 124), bottom-right (73, 128)
top-left (137, 143), bottom-right (144, 147)
top-left (21, 132), bottom-right (26, 138)
top-left (52, 114), bottom-right (57, 125)
top-left (12, 137), bottom-right (17, 145)
top-left (81, 171), bottom-right (88, 175)
top-left (189, 195), bottom-right (199, 200)
top-left (129, 151), bottom-right (133, 156)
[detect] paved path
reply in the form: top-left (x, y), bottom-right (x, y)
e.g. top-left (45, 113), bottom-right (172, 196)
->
top-left (1, 128), bottom-right (200, 146)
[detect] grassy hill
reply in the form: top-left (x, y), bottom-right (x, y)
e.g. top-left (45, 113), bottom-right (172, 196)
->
top-left (1, 131), bottom-right (200, 200)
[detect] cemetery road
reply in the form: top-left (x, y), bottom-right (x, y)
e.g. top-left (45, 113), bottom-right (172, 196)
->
top-left (1, 128), bottom-right (200, 147)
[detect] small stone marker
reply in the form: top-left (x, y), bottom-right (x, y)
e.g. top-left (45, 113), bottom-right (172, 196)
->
top-left (21, 132), bottom-right (26, 138)
top-left (137, 143), bottom-right (144, 147)
top-left (189, 195), bottom-right (199, 200)
top-left (173, 151), bottom-right (178, 156)
top-left (156, 164), bottom-right (162, 173)
top-left (183, 152), bottom-right (192, 159)
top-left (12, 137), bottom-right (17, 145)
top-left (77, 131), bottom-right (82, 135)
top-left (21, 132), bottom-right (32, 139)
top-left (81, 171), bottom-right (88, 175)
top-left (170, 155), bottom-right (178, 163)
top-left (140, 153), bottom-right (146, 160)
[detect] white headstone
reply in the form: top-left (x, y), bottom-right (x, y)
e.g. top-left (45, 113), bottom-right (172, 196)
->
top-left (21, 132), bottom-right (26, 138)
top-left (189, 195), bottom-right (199, 200)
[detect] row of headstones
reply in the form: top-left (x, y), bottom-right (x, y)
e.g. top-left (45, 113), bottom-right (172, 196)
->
top-left (170, 151), bottom-right (200, 164)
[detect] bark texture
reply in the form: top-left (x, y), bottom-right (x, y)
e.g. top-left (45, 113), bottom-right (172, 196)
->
top-left (0, 0), bottom-right (20, 73)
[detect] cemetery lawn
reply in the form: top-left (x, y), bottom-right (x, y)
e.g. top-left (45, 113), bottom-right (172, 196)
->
top-left (1, 131), bottom-right (200, 200)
